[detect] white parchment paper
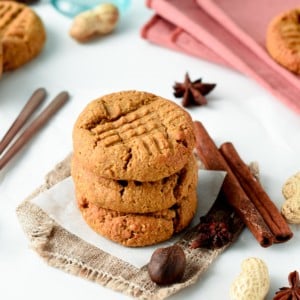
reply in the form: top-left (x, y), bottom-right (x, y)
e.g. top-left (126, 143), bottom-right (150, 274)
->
top-left (32, 170), bottom-right (226, 268)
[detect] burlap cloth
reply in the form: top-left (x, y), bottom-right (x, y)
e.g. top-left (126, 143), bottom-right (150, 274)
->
top-left (16, 155), bottom-right (247, 299)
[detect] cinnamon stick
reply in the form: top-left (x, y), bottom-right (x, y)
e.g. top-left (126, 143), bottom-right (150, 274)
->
top-left (0, 88), bottom-right (46, 155)
top-left (0, 91), bottom-right (69, 171)
top-left (193, 121), bottom-right (274, 247)
top-left (220, 142), bottom-right (293, 243)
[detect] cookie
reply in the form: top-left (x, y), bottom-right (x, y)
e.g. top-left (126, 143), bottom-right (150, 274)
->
top-left (266, 8), bottom-right (300, 74)
top-left (72, 90), bottom-right (195, 181)
top-left (77, 181), bottom-right (197, 247)
top-left (72, 154), bottom-right (197, 213)
top-left (0, 1), bottom-right (40, 4)
top-left (0, 1), bottom-right (46, 73)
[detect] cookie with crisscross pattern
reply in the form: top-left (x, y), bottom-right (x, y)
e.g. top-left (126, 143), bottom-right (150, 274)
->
top-left (266, 8), bottom-right (300, 74)
top-left (0, 1), bottom-right (46, 75)
top-left (72, 90), bottom-right (195, 181)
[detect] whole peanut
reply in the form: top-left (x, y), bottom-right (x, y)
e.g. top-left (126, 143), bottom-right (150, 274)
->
top-left (282, 172), bottom-right (300, 224)
top-left (229, 257), bottom-right (270, 300)
top-left (69, 3), bottom-right (119, 42)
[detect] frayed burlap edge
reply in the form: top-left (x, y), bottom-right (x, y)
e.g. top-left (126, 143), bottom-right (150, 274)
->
top-left (16, 155), bottom-right (244, 299)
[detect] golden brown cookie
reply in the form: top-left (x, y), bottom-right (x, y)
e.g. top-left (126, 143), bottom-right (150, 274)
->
top-left (72, 155), bottom-right (197, 213)
top-left (77, 181), bottom-right (197, 247)
top-left (0, 1), bottom-right (46, 73)
top-left (72, 90), bottom-right (195, 181)
top-left (266, 8), bottom-right (300, 74)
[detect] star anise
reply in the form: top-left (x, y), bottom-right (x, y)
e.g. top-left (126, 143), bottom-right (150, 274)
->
top-left (173, 72), bottom-right (216, 107)
top-left (190, 215), bottom-right (232, 249)
top-left (273, 271), bottom-right (300, 300)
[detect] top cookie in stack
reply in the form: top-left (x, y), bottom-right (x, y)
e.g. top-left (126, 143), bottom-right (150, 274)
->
top-left (71, 90), bottom-right (198, 247)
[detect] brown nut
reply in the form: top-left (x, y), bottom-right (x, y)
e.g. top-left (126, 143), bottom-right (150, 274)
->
top-left (148, 245), bottom-right (186, 285)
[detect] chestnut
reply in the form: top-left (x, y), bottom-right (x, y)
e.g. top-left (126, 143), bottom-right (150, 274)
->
top-left (148, 244), bottom-right (186, 285)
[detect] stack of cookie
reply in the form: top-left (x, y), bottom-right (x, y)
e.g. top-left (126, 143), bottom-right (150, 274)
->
top-left (71, 90), bottom-right (198, 247)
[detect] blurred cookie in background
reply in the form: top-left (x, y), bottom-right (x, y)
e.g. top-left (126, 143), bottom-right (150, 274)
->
top-left (266, 7), bottom-right (300, 74)
top-left (0, 1), bottom-right (46, 76)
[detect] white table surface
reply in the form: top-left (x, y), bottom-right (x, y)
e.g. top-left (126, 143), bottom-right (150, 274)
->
top-left (1, 1), bottom-right (300, 299)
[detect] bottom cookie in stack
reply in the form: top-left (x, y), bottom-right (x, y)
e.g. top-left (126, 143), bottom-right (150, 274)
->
top-left (71, 155), bottom-right (198, 247)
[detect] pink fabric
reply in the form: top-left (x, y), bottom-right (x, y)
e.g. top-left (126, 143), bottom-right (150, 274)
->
top-left (141, 15), bottom-right (231, 68)
top-left (197, 0), bottom-right (300, 97)
top-left (141, 0), bottom-right (300, 114)
top-left (197, 0), bottom-right (298, 47)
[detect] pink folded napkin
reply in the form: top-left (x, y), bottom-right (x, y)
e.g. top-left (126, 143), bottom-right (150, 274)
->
top-left (141, 0), bottom-right (300, 114)
top-left (141, 15), bottom-right (232, 69)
